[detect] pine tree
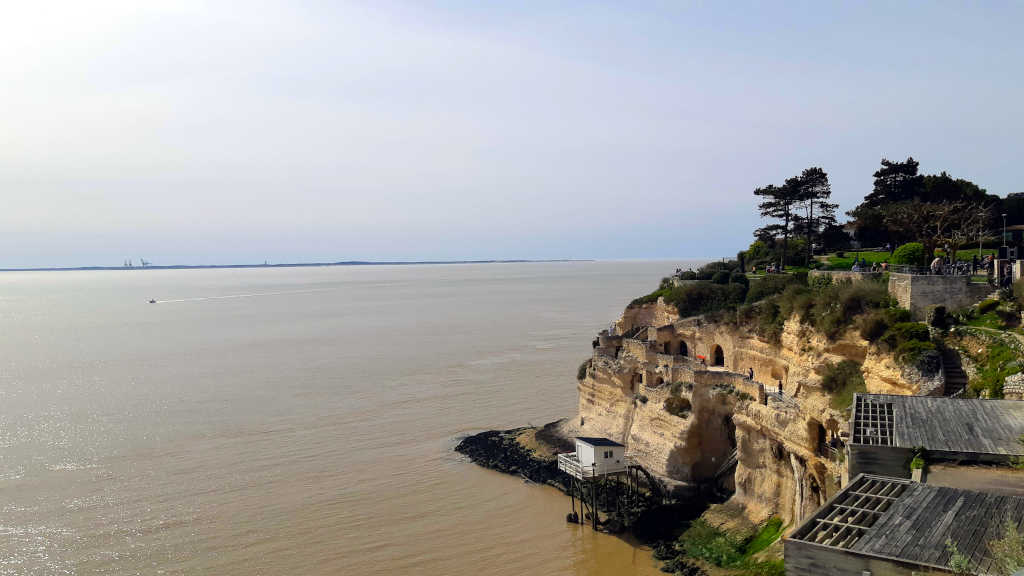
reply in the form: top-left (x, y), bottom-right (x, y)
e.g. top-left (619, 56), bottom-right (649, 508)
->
top-left (795, 167), bottom-right (838, 264)
top-left (754, 180), bottom-right (802, 269)
top-left (864, 157), bottom-right (925, 207)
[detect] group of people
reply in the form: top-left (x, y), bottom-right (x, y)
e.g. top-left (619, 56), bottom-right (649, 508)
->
top-left (751, 263), bottom-right (783, 274)
top-left (850, 258), bottom-right (888, 272)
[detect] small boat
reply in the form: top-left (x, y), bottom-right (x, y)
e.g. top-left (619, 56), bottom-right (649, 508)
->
top-left (149, 299), bottom-right (157, 304)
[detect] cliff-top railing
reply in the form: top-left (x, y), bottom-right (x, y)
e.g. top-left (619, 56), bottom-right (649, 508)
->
top-left (888, 263), bottom-right (980, 277)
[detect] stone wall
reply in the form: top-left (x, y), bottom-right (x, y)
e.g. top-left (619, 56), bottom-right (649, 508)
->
top-left (808, 270), bottom-right (883, 283)
top-left (888, 273), bottom-right (992, 319)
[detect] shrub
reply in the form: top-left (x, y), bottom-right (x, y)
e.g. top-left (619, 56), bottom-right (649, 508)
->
top-left (729, 271), bottom-right (749, 288)
top-left (989, 518), bottom-right (1024, 575)
top-left (821, 360), bottom-right (864, 393)
top-left (821, 359), bottom-right (867, 410)
top-left (978, 299), bottom-right (999, 314)
top-left (884, 307), bottom-right (912, 324)
top-left (892, 242), bottom-right (926, 265)
top-left (755, 301), bottom-right (784, 343)
top-left (859, 312), bottom-right (889, 341)
top-left (927, 305), bottom-right (948, 329)
top-left (697, 261), bottom-right (737, 280)
top-left (577, 358), bottom-right (591, 381)
top-left (897, 341), bottom-right (940, 375)
top-left (678, 520), bottom-right (745, 568)
top-left (745, 274), bottom-right (801, 304)
top-left (809, 273), bottom-right (833, 290)
top-left (712, 270), bottom-right (730, 285)
top-left (664, 282), bottom-right (747, 318)
top-left (664, 396), bottom-right (692, 418)
top-left (811, 280), bottom-right (892, 339)
top-left (679, 270), bottom-right (697, 280)
top-left (881, 322), bottom-right (930, 350)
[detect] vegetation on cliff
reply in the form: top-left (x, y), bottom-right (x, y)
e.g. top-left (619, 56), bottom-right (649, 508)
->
top-left (654, 517), bottom-right (785, 576)
top-left (820, 360), bottom-right (866, 411)
top-left (741, 275), bottom-right (893, 342)
top-left (630, 261), bottom-right (753, 315)
top-left (577, 358), bottom-right (591, 381)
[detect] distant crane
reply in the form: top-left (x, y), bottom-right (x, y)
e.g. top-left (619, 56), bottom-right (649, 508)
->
top-left (139, 259), bottom-right (150, 267)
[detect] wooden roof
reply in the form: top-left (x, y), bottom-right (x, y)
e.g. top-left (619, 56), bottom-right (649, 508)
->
top-left (852, 393), bottom-right (1024, 456)
top-left (790, 474), bottom-right (1024, 575)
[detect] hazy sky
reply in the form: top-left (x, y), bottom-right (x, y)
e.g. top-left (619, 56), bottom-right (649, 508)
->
top-left (2, 1), bottom-right (1022, 267)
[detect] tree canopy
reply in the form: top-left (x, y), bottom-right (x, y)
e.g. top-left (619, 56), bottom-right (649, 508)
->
top-left (847, 158), bottom-right (998, 250)
top-left (753, 167), bottom-right (838, 268)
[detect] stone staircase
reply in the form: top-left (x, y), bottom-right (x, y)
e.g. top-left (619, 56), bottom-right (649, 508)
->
top-left (941, 347), bottom-right (968, 397)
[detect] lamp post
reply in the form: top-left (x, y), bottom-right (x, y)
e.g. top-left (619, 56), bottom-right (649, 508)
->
top-left (978, 211), bottom-right (985, 259)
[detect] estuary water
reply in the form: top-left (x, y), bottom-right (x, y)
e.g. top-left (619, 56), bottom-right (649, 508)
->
top-left (0, 260), bottom-right (694, 575)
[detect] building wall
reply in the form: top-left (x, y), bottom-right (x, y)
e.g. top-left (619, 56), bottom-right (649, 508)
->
top-left (785, 540), bottom-right (949, 576)
top-left (576, 443), bottom-right (595, 467)
top-left (848, 445), bottom-right (913, 479)
top-left (888, 273), bottom-right (992, 319)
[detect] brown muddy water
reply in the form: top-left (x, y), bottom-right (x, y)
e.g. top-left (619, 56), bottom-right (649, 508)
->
top-left (0, 260), bottom-right (698, 575)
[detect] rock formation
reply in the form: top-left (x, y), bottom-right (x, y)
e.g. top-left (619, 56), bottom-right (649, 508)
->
top-left (566, 297), bottom-right (928, 526)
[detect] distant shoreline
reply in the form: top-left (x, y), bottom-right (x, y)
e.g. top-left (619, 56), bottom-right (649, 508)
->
top-left (0, 259), bottom-right (591, 273)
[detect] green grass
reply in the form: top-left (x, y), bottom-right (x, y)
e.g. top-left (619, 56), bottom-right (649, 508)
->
top-left (966, 339), bottom-right (1021, 398)
top-left (829, 378), bottom-right (867, 412)
top-left (966, 311), bottom-right (1009, 330)
top-left (821, 248), bottom-right (997, 271)
top-left (745, 518), bottom-right (785, 556)
top-left (670, 518), bottom-right (786, 576)
top-left (936, 248), bottom-right (998, 260)
top-left (820, 251), bottom-right (892, 270)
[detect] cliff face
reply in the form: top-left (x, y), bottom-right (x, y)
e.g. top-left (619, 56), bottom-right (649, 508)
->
top-left (573, 298), bottom-right (921, 526)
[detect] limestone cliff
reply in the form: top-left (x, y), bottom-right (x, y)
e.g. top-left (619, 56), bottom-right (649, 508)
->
top-left (568, 297), bottom-right (925, 527)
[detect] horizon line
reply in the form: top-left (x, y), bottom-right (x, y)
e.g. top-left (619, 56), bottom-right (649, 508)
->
top-left (0, 258), bottom-right (600, 273)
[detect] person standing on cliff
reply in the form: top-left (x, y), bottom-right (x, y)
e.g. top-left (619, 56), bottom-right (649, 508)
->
top-left (748, 367), bottom-right (754, 380)
top-left (777, 380), bottom-right (783, 396)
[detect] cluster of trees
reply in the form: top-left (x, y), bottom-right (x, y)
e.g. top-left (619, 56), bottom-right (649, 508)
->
top-left (847, 157), bottom-right (1000, 261)
top-left (752, 167), bottom-right (842, 269)
top-left (750, 157), bottom-right (1006, 268)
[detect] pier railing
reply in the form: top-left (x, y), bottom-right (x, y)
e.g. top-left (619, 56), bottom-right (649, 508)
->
top-left (557, 453), bottom-right (630, 480)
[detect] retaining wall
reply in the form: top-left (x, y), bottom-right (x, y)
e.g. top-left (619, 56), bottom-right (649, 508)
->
top-left (888, 273), bottom-right (991, 319)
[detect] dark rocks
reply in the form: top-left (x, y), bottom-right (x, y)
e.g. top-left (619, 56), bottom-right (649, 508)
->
top-left (454, 428), bottom-right (563, 488)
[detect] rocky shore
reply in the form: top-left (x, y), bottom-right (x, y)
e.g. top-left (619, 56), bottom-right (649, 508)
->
top-left (454, 423), bottom-right (569, 490)
top-left (455, 419), bottom-right (712, 543)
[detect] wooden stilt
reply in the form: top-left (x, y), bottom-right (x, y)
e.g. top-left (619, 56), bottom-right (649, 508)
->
top-left (570, 478), bottom-right (576, 522)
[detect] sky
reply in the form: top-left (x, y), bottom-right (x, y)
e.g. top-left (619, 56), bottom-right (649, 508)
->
top-left (1, 1), bottom-right (1022, 267)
